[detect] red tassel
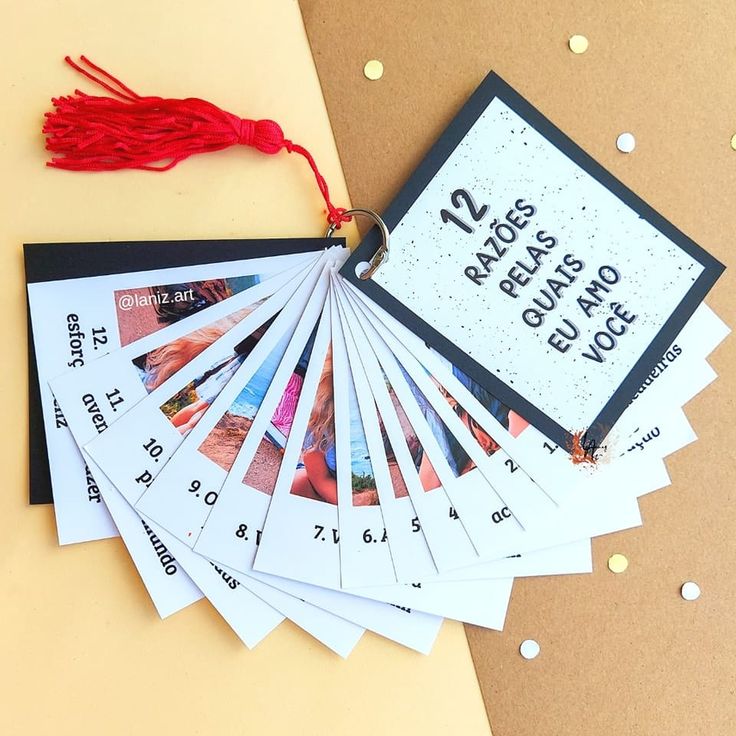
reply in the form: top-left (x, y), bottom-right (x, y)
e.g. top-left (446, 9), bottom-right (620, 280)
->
top-left (43, 56), bottom-right (351, 228)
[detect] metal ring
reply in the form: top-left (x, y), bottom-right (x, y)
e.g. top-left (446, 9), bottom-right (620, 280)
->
top-left (325, 207), bottom-right (390, 280)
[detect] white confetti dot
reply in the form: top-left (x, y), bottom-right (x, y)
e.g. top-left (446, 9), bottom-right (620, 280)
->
top-left (519, 639), bottom-right (540, 660)
top-left (354, 261), bottom-right (371, 279)
top-left (681, 581), bottom-right (701, 601)
top-left (616, 132), bottom-right (636, 153)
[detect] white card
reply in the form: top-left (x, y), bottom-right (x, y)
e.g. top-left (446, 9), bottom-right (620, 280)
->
top-left (88, 459), bottom-right (204, 619)
top-left (242, 569), bottom-right (444, 654)
top-left (353, 577), bottom-right (513, 630)
top-left (208, 560), bottom-right (365, 657)
top-left (437, 539), bottom-right (593, 582)
top-left (92, 452), bottom-right (362, 654)
top-left (137, 516), bottom-right (285, 648)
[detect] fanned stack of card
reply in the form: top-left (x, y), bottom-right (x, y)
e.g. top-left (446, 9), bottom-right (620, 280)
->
top-left (27, 72), bottom-right (728, 657)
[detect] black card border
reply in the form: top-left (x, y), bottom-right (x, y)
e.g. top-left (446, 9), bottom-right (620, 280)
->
top-left (25, 236), bottom-right (342, 504)
top-left (340, 71), bottom-right (725, 451)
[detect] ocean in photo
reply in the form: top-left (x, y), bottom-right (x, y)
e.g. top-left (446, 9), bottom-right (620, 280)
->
top-left (229, 332), bottom-right (290, 419)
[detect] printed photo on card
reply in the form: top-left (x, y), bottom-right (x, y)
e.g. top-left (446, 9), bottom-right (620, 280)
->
top-left (51, 254), bottom-right (318, 451)
top-left (196, 297), bottom-right (442, 652)
top-left (336, 301), bottom-right (479, 572)
top-left (252, 290), bottom-right (342, 587)
top-left (346, 293), bottom-right (520, 556)
top-left (186, 258), bottom-right (347, 578)
top-left (345, 286), bottom-right (556, 530)
top-left (51, 253), bottom-right (319, 469)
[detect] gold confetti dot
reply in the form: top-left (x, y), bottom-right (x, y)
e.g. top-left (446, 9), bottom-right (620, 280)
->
top-left (731, 133), bottom-right (736, 151)
top-left (607, 553), bottom-right (629, 574)
top-left (363, 59), bottom-right (384, 81)
top-left (568, 35), bottom-right (589, 54)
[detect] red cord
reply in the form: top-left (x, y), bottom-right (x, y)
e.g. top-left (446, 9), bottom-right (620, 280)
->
top-left (43, 56), bottom-right (352, 228)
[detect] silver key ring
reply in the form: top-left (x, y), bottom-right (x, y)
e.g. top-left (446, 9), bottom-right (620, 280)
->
top-left (326, 208), bottom-right (390, 280)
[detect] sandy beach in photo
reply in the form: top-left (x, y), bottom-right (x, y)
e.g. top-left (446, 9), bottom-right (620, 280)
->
top-left (388, 461), bottom-right (409, 499)
top-left (243, 437), bottom-right (284, 495)
top-left (198, 412), bottom-right (253, 472)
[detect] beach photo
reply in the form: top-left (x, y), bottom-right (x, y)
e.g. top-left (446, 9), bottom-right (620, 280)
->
top-left (346, 380), bottom-right (379, 507)
top-left (428, 348), bottom-right (530, 439)
top-left (289, 347), bottom-right (338, 505)
top-left (200, 332), bottom-right (310, 472)
top-left (399, 359), bottom-right (521, 486)
top-left (375, 405), bottom-right (411, 500)
top-left (155, 314), bottom-right (272, 436)
top-left (238, 336), bottom-right (314, 493)
top-left (242, 435), bottom-right (287, 496)
top-left (131, 304), bottom-right (261, 393)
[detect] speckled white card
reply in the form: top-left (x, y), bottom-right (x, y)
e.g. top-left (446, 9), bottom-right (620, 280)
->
top-left (342, 72), bottom-right (724, 450)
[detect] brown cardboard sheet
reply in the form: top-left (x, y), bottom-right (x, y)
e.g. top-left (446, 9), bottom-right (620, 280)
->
top-left (300, 2), bottom-right (736, 734)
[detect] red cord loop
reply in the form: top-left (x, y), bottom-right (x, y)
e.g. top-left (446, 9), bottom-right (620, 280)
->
top-left (44, 56), bottom-right (351, 228)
